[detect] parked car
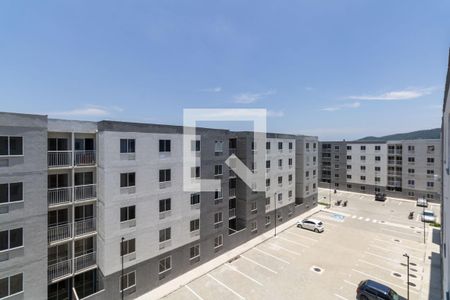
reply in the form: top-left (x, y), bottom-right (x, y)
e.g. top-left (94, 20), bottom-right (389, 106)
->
top-left (297, 218), bottom-right (324, 233)
top-left (375, 192), bottom-right (386, 202)
top-left (416, 198), bottom-right (428, 207)
top-left (356, 279), bottom-right (404, 300)
top-left (421, 209), bottom-right (436, 223)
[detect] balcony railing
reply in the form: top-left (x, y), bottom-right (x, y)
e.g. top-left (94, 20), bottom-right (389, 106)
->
top-left (48, 259), bottom-right (72, 282)
top-left (229, 208), bottom-right (236, 218)
top-left (74, 184), bottom-right (97, 202)
top-left (48, 187), bottom-right (73, 206)
top-left (229, 188), bottom-right (236, 198)
top-left (48, 151), bottom-right (72, 167)
top-left (75, 150), bottom-right (96, 166)
top-left (74, 218), bottom-right (96, 237)
top-left (74, 252), bottom-right (96, 273)
top-left (48, 223), bottom-right (72, 243)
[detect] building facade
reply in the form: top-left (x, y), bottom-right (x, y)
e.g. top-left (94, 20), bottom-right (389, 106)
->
top-left (0, 112), bottom-right (318, 300)
top-left (319, 140), bottom-right (441, 202)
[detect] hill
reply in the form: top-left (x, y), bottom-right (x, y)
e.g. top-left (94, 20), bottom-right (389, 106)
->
top-left (357, 128), bottom-right (441, 141)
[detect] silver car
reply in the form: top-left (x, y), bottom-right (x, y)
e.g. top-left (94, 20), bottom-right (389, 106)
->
top-left (417, 198), bottom-right (428, 207)
top-left (297, 218), bottom-right (324, 233)
top-left (421, 210), bottom-right (436, 223)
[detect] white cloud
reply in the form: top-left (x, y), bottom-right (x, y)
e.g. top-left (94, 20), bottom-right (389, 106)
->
top-left (50, 105), bottom-right (122, 117)
top-left (233, 90), bottom-right (275, 104)
top-left (322, 102), bottom-right (361, 112)
top-left (201, 87), bottom-right (222, 93)
top-left (347, 87), bottom-right (436, 101)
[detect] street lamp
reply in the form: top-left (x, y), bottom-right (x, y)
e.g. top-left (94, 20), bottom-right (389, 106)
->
top-left (121, 237), bottom-right (125, 300)
top-left (274, 192), bottom-right (277, 237)
top-left (403, 253), bottom-right (410, 300)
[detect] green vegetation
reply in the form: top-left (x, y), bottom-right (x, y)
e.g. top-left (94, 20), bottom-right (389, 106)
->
top-left (357, 128), bottom-right (440, 142)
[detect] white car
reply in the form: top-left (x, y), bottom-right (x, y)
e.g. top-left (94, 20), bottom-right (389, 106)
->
top-left (421, 210), bottom-right (436, 223)
top-left (297, 218), bottom-right (324, 233)
top-left (417, 198), bottom-right (428, 207)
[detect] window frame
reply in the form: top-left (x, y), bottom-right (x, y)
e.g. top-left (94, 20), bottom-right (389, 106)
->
top-left (0, 228), bottom-right (24, 252)
top-left (120, 205), bottom-right (136, 223)
top-left (0, 182), bottom-right (23, 204)
top-left (189, 244), bottom-right (200, 260)
top-left (120, 238), bottom-right (136, 256)
top-left (159, 139), bottom-right (171, 153)
top-left (159, 227), bottom-right (171, 243)
top-left (0, 136), bottom-right (23, 157)
top-left (158, 256), bottom-right (172, 274)
top-left (0, 273), bottom-right (23, 298)
top-left (159, 169), bottom-right (171, 183)
top-left (214, 234), bottom-right (223, 249)
top-left (120, 139), bottom-right (135, 154)
top-left (119, 271), bottom-right (136, 291)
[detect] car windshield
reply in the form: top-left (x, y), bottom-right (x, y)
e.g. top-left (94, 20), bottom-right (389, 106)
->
top-left (317, 222), bottom-right (323, 226)
top-left (388, 289), bottom-right (400, 300)
top-left (423, 211), bottom-right (434, 217)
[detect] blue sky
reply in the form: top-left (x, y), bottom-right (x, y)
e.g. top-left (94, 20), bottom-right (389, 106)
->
top-left (0, 0), bottom-right (449, 140)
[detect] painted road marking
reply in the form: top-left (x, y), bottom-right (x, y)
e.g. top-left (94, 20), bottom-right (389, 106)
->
top-left (185, 285), bottom-right (205, 300)
top-left (207, 274), bottom-right (246, 299)
top-left (368, 244), bottom-right (423, 261)
top-left (225, 263), bottom-right (263, 286)
top-left (344, 280), bottom-right (358, 287)
top-left (266, 243), bottom-right (301, 256)
top-left (253, 248), bottom-right (290, 264)
top-left (365, 218), bottom-right (370, 222)
top-left (358, 259), bottom-right (405, 275)
top-left (381, 228), bottom-right (422, 238)
top-left (351, 269), bottom-right (418, 294)
top-left (365, 251), bottom-right (403, 265)
top-left (358, 217), bottom-right (363, 220)
top-left (278, 236), bottom-right (310, 248)
top-left (240, 255), bottom-right (278, 274)
top-left (284, 230), bottom-right (319, 242)
top-left (373, 238), bottom-right (424, 252)
top-left (335, 294), bottom-right (349, 300)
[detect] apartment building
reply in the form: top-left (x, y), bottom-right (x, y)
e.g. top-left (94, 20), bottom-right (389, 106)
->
top-left (441, 49), bottom-right (450, 300)
top-left (319, 140), bottom-right (441, 201)
top-left (0, 112), bottom-right (318, 300)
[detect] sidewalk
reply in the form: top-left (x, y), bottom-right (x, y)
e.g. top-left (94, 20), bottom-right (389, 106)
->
top-left (137, 205), bottom-right (322, 300)
top-left (420, 225), bottom-right (442, 300)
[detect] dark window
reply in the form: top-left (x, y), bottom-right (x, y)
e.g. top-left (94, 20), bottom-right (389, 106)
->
top-left (0, 137), bottom-right (23, 156)
top-left (121, 239), bottom-right (136, 255)
top-left (159, 169), bottom-right (171, 182)
top-left (266, 142), bottom-right (271, 150)
top-left (0, 184), bottom-right (7, 203)
top-left (9, 183), bottom-right (22, 202)
top-left (266, 160), bottom-right (270, 168)
top-left (120, 206), bottom-right (136, 222)
top-left (278, 142), bottom-right (283, 150)
top-left (159, 198), bottom-right (171, 213)
top-left (190, 219), bottom-right (200, 232)
top-left (159, 140), bottom-right (171, 152)
top-left (0, 137), bottom-right (7, 155)
top-left (289, 142), bottom-right (293, 150)
top-left (190, 193), bottom-right (200, 205)
top-left (120, 173), bottom-right (135, 187)
top-left (120, 139), bottom-right (135, 153)
top-left (159, 228), bottom-right (171, 242)
top-left (0, 228), bottom-right (23, 251)
top-left (191, 140), bottom-right (201, 151)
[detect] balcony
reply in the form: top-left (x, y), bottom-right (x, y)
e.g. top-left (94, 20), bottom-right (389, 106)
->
top-left (74, 252), bottom-right (96, 273)
top-left (48, 223), bottom-right (72, 244)
top-left (75, 150), bottom-right (96, 166)
top-left (74, 184), bottom-right (97, 202)
top-left (74, 218), bottom-right (96, 237)
top-left (48, 151), bottom-right (72, 168)
top-left (48, 259), bottom-right (73, 282)
top-left (229, 208), bottom-right (236, 219)
top-left (48, 187), bottom-right (73, 207)
top-left (229, 188), bottom-right (236, 198)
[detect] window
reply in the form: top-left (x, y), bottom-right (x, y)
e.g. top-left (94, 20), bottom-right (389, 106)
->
top-left (360, 186), bottom-right (366, 191)
top-left (375, 145), bottom-right (381, 151)
top-left (360, 146), bottom-right (366, 151)
top-left (428, 145), bottom-right (435, 152)
top-left (159, 169), bottom-right (171, 182)
top-left (120, 206), bottom-right (136, 222)
top-left (360, 166), bottom-right (366, 170)
top-left (120, 173), bottom-right (135, 187)
top-left (334, 155), bottom-right (339, 160)
top-left (265, 197), bottom-right (270, 206)
top-left (159, 140), bottom-right (171, 152)
top-left (306, 170), bottom-right (310, 177)
top-left (159, 198), bottom-right (171, 213)
top-left (347, 184), bottom-right (352, 189)
top-left (120, 238), bottom-right (136, 256)
top-left (120, 139), bottom-right (135, 153)
top-left (427, 170), bottom-right (435, 175)
top-left (159, 256), bottom-right (172, 274)
top-left (347, 145), bottom-right (352, 150)
top-left (214, 212), bottom-right (223, 224)
top-left (289, 142), bottom-right (293, 150)
top-left (266, 160), bottom-right (271, 168)
top-left (375, 177), bottom-right (380, 183)
top-left (0, 136), bottom-right (23, 156)
top-left (277, 193), bottom-right (282, 201)
top-left (251, 201), bottom-right (257, 212)
top-left (347, 175), bottom-right (352, 179)
top-left (120, 271), bottom-right (136, 291)
top-left (288, 174), bottom-right (293, 182)
top-left (408, 180), bottom-right (415, 186)
top-left (190, 193), bottom-right (200, 205)
top-left (408, 157), bottom-right (415, 163)
top-left (306, 143), bottom-right (310, 149)
top-left (266, 142), bottom-right (271, 150)
top-left (313, 143), bottom-right (317, 149)
top-left (428, 158), bottom-right (435, 163)
top-left (347, 165), bottom-right (352, 169)
top-left (266, 179), bottom-right (270, 187)
top-left (214, 165), bottom-right (223, 176)
top-left (214, 141), bottom-right (224, 153)
top-left (0, 228), bottom-right (23, 251)
top-left (408, 169), bottom-right (415, 174)
top-left (278, 159), bottom-right (283, 167)
top-left (0, 273), bottom-right (23, 298)
top-left (191, 140), bottom-right (201, 152)
top-left (159, 228), bottom-right (171, 243)
top-left (313, 183), bottom-right (316, 189)
top-left (278, 176), bottom-right (283, 185)
top-left (360, 176), bottom-right (366, 181)
top-left (214, 235), bottom-right (223, 248)
top-left (427, 182), bottom-right (434, 188)
top-left (190, 244), bottom-right (200, 260)
top-left (278, 142), bottom-right (283, 150)
top-left (288, 190), bottom-right (293, 198)
top-left (0, 182), bottom-right (23, 204)
top-left (375, 167), bottom-right (381, 172)
top-left (191, 166), bottom-right (200, 178)
top-left (265, 215), bottom-right (271, 226)
top-left (375, 156), bottom-right (381, 161)
top-left (313, 170), bottom-right (316, 176)
top-left (214, 190), bottom-right (223, 200)
top-left (288, 158), bottom-right (293, 166)
top-left (250, 221), bottom-right (257, 232)
top-left (347, 155), bottom-right (352, 160)
top-left (190, 219), bottom-right (200, 232)
top-left (360, 156), bottom-right (366, 161)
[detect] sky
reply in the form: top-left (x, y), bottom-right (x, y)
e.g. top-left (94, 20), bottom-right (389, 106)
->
top-left (0, 0), bottom-right (449, 140)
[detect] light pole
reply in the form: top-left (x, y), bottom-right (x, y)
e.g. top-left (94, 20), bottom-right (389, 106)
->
top-left (403, 253), bottom-right (410, 300)
top-left (274, 192), bottom-right (277, 237)
top-left (121, 237), bottom-right (125, 300)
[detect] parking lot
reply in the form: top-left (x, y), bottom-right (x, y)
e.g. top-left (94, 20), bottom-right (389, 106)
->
top-left (162, 189), bottom-right (441, 300)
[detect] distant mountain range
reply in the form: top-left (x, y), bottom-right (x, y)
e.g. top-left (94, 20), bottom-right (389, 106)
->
top-left (357, 128), bottom-right (441, 141)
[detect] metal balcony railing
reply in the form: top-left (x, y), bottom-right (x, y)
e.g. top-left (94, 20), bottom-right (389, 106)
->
top-left (48, 259), bottom-right (72, 282)
top-left (74, 218), bottom-right (96, 237)
top-left (48, 151), bottom-right (72, 167)
top-left (48, 223), bottom-right (72, 243)
top-left (74, 252), bottom-right (96, 273)
top-left (74, 184), bottom-right (97, 202)
top-left (75, 150), bottom-right (96, 166)
top-left (48, 187), bottom-right (73, 206)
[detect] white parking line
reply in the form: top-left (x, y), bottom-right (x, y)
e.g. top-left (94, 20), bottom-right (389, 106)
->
top-left (240, 255), bottom-right (278, 274)
top-left (267, 243), bottom-right (301, 256)
top-left (372, 219), bottom-right (377, 223)
top-left (368, 244), bottom-right (423, 261)
top-left (335, 294), bottom-right (349, 300)
top-left (358, 259), bottom-right (405, 274)
top-left (352, 215), bottom-right (357, 219)
top-left (373, 238), bottom-right (424, 252)
top-left (207, 274), bottom-right (246, 300)
top-left (351, 269), bottom-right (418, 294)
top-left (278, 236), bottom-right (310, 248)
top-left (284, 230), bottom-right (319, 242)
top-left (185, 285), bottom-right (205, 300)
top-left (365, 251), bottom-right (403, 265)
top-left (253, 248), bottom-right (290, 264)
top-left (358, 217), bottom-right (363, 220)
top-left (381, 227), bottom-right (422, 237)
top-left (225, 263), bottom-right (263, 286)
top-left (365, 218), bottom-right (370, 222)
top-left (344, 280), bottom-right (358, 287)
